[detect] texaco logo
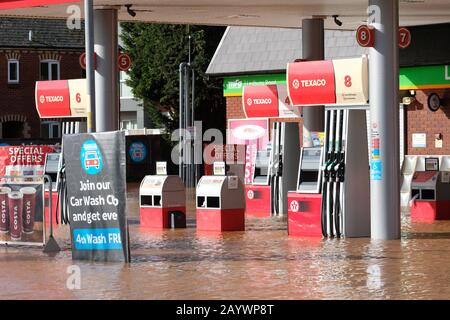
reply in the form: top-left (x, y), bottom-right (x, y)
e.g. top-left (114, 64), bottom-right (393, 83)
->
top-left (292, 79), bottom-right (300, 89)
top-left (39, 95), bottom-right (45, 104)
top-left (247, 190), bottom-right (254, 200)
top-left (290, 200), bottom-right (299, 212)
top-left (246, 98), bottom-right (253, 106)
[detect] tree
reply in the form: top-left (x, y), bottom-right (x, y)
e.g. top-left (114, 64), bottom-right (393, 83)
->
top-left (120, 23), bottom-right (226, 142)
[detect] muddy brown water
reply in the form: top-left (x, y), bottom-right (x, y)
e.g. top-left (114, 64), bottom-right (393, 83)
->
top-left (1, 184), bottom-right (450, 300)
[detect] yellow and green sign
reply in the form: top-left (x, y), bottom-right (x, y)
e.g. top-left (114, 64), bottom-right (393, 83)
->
top-left (224, 65), bottom-right (450, 96)
top-left (400, 65), bottom-right (450, 90)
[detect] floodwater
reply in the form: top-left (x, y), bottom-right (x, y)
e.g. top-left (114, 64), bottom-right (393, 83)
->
top-left (1, 185), bottom-right (450, 300)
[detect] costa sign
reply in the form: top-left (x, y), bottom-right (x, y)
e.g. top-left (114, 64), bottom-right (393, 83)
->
top-left (242, 84), bottom-right (301, 119)
top-left (287, 57), bottom-right (369, 106)
top-left (35, 79), bottom-right (89, 118)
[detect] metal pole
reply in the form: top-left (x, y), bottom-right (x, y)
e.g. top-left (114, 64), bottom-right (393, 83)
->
top-left (178, 63), bottom-right (185, 179)
top-left (301, 18), bottom-right (325, 146)
top-left (84, 0), bottom-right (95, 133)
top-left (191, 68), bottom-right (196, 185)
top-left (369, 0), bottom-right (400, 240)
top-left (184, 65), bottom-right (190, 187)
top-left (94, 8), bottom-right (119, 132)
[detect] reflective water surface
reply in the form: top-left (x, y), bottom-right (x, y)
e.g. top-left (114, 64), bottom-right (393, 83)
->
top-left (1, 186), bottom-right (450, 300)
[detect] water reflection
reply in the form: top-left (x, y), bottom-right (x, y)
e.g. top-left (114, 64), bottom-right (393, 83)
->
top-left (2, 209), bottom-right (450, 299)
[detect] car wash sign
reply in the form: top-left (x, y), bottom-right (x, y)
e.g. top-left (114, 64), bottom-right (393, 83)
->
top-left (63, 131), bottom-right (130, 263)
top-left (242, 84), bottom-right (301, 118)
top-left (35, 79), bottom-right (88, 118)
top-left (287, 56), bottom-right (369, 106)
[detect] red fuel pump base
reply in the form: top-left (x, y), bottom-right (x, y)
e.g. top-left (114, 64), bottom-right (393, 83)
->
top-left (196, 208), bottom-right (245, 232)
top-left (287, 192), bottom-right (322, 237)
top-left (245, 185), bottom-right (271, 218)
top-left (44, 191), bottom-right (59, 226)
top-left (411, 200), bottom-right (450, 222)
top-left (140, 206), bottom-right (186, 229)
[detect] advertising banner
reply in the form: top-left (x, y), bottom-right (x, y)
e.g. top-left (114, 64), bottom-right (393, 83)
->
top-left (242, 84), bottom-right (301, 119)
top-left (63, 131), bottom-right (130, 262)
top-left (203, 144), bottom-right (245, 182)
top-left (227, 119), bottom-right (269, 185)
top-left (0, 145), bottom-right (57, 178)
top-left (0, 178), bottom-right (45, 246)
top-left (35, 79), bottom-right (89, 118)
top-left (287, 57), bottom-right (369, 106)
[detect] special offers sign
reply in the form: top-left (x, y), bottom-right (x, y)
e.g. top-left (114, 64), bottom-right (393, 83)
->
top-left (242, 84), bottom-right (301, 119)
top-left (63, 131), bottom-right (130, 262)
top-left (35, 79), bottom-right (89, 118)
top-left (287, 56), bottom-right (369, 106)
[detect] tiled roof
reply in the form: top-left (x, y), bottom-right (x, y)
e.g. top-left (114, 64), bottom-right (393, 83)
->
top-left (206, 26), bottom-right (368, 76)
top-left (0, 17), bottom-right (84, 49)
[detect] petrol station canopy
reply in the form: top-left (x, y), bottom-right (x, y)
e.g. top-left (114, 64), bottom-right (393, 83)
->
top-left (0, 0), bottom-right (450, 29)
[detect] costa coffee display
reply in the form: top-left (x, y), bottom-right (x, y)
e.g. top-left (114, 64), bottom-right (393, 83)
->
top-left (0, 181), bottom-right (45, 245)
top-left (0, 187), bottom-right (10, 233)
top-left (8, 191), bottom-right (23, 241)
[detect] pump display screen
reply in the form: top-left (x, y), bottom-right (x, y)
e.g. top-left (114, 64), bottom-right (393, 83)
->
top-left (425, 158), bottom-right (439, 171)
top-left (297, 147), bottom-right (323, 193)
top-left (253, 149), bottom-right (271, 185)
top-left (44, 153), bottom-right (61, 191)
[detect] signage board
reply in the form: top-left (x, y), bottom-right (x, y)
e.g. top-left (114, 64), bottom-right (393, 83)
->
top-left (118, 53), bottom-right (132, 71)
top-left (35, 79), bottom-right (89, 118)
top-left (0, 145), bottom-right (57, 179)
top-left (63, 131), bottom-right (130, 262)
top-left (287, 59), bottom-right (336, 105)
top-left (223, 74), bottom-right (286, 97)
top-left (0, 0), bottom-right (75, 10)
top-left (242, 84), bottom-right (301, 119)
top-left (333, 56), bottom-right (369, 104)
top-left (213, 161), bottom-right (226, 176)
top-left (287, 57), bottom-right (369, 106)
top-left (412, 133), bottom-right (427, 148)
top-left (156, 162), bottom-right (167, 175)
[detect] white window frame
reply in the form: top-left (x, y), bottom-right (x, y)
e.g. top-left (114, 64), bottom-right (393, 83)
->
top-left (40, 59), bottom-right (60, 81)
top-left (7, 59), bottom-right (19, 84)
top-left (120, 71), bottom-right (134, 99)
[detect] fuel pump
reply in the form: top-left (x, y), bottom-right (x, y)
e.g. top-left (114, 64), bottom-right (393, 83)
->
top-left (288, 108), bottom-right (370, 238)
top-left (246, 122), bottom-right (300, 217)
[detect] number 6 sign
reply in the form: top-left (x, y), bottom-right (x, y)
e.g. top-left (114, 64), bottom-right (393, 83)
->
top-left (118, 53), bottom-right (132, 71)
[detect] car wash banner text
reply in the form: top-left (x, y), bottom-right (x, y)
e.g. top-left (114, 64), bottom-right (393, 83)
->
top-left (63, 131), bottom-right (130, 262)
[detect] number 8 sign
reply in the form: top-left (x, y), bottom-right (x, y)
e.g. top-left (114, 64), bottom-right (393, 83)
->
top-left (118, 53), bottom-right (132, 71)
top-left (356, 25), bottom-right (375, 47)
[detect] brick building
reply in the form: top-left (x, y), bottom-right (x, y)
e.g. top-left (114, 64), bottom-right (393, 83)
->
top-left (207, 24), bottom-right (450, 157)
top-left (0, 18), bottom-right (85, 140)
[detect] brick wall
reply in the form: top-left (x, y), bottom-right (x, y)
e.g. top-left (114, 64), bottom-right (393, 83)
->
top-left (226, 96), bottom-right (303, 142)
top-left (0, 49), bottom-right (83, 139)
top-left (406, 88), bottom-right (450, 155)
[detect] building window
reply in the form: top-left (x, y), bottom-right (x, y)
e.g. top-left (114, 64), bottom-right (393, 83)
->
top-left (41, 121), bottom-right (61, 139)
top-left (40, 60), bottom-right (60, 80)
top-left (120, 120), bottom-right (137, 130)
top-left (120, 71), bottom-right (134, 99)
top-left (8, 59), bottom-right (19, 84)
